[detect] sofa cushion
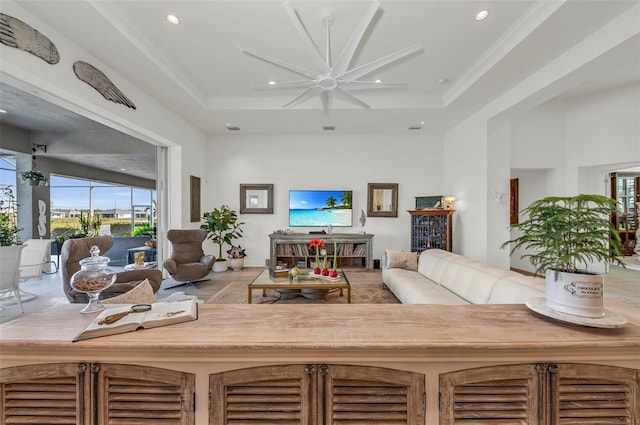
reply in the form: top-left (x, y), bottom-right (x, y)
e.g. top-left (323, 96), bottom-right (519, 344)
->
top-left (384, 268), bottom-right (469, 305)
top-left (487, 277), bottom-right (545, 304)
top-left (385, 249), bottom-right (419, 271)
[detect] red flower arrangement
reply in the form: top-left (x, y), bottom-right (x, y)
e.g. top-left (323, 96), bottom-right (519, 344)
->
top-left (309, 239), bottom-right (338, 278)
top-left (309, 239), bottom-right (325, 275)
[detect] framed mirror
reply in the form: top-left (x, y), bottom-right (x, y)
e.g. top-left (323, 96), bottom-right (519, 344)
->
top-left (367, 183), bottom-right (398, 217)
top-left (240, 184), bottom-right (273, 214)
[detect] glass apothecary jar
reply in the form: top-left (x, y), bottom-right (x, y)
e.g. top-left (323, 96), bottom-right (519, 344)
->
top-left (70, 245), bottom-right (116, 313)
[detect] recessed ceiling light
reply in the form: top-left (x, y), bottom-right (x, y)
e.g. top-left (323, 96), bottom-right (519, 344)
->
top-left (323, 126), bottom-right (335, 131)
top-left (226, 123), bottom-right (240, 131)
top-left (375, 79), bottom-right (383, 84)
top-left (268, 81), bottom-right (277, 85)
top-left (475, 10), bottom-right (489, 21)
top-left (437, 78), bottom-right (448, 85)
top-left (0, 109), bottom-right (6, 114)
top-left (166, 14), bottom-right (180, 25)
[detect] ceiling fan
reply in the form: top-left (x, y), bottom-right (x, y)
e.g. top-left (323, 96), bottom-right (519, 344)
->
top-left (240, 1), bottom-right (422, 114)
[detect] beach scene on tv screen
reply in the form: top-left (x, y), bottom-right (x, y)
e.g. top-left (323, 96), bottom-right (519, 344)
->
top-left (289, 190), bottom-right (353, 227)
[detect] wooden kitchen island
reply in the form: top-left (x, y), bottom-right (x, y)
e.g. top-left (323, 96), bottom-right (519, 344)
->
top-left (1, 303), bottom-right (639, 424)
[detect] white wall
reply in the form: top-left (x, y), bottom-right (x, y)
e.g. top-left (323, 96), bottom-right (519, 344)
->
top-left (202, 133), bottom-right (443, 266)
top-left (507, 84), bottom-right (640, 273)
top-left (443, 4), bottom-right (639, 267)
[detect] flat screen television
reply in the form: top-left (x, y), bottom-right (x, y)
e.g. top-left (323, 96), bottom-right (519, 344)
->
top-left (289, 190), bottom-right (353, 227)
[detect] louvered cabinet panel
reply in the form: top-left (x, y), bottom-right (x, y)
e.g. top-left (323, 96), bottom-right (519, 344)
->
top-left (210, 364), bottom-right (313, 425)
top-left (440, 364), bottom-right (540, 425)
top-left (0, 363), bottom-right (89, 425)
top-left (551, 364), bottom-right (639, 425)
top-left (94, 363), bottom-right (195, 425)
top-left (323, 364), bottom-right (425, 425)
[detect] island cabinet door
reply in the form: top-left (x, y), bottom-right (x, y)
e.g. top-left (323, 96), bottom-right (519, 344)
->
top-left (549, 363), bottom-right (639, 425)
top-left (209, 364), bottom-right (425, 425)
top-left (210, 364), bottom-right (314, 424)
top-left (440, 363), bottom-right (639, 425)
top-left (1, 362), bottom-right (90, 424)
top-left (92, 363), bottom-right (195, 425)
top-left (440, 364), bottom-right (540, 425)
top-left (321, 364), bottom-right (425, 425)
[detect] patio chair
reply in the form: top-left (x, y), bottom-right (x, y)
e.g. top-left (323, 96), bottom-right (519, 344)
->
top-left (61, 235), bottom-right (163, 303)
top-left (0, 244), bottom-right (27, 313)
top-left (18, 239), bottom-right (55, 301)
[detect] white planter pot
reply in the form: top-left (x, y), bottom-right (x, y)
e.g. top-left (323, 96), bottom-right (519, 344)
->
top-left (544, 269), bottom-right (604, 318)
top-left (212, 260), bottom-right (228, 272)
top-left (229, 258), bottom-right (244, 271)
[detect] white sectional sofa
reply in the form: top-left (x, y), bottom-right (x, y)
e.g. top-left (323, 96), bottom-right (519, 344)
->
top-left (382, 248), bottom-right (545, 304)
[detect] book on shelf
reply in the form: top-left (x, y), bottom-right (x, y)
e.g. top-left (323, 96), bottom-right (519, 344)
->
top-left (73, 299), bottom-right (198, 342)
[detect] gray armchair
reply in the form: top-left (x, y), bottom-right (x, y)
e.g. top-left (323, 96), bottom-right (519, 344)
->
top-left (163, 229), bottom-right (215, 285)
top-left (61, 235), bottom-right (162, 303)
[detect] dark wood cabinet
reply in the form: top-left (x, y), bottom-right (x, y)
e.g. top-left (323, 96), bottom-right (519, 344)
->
top-left (440, 363), bottom-right (639, 425)
top-left (0, 363), bottom-right (195, 424)
top-left (210, 364), bottom-right (425, 424)
top-left (408, 209), bottom-right (454, 252)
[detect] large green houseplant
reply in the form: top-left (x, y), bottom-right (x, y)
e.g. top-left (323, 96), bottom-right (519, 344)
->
top-left (502, 194), bottom-right (623, 319)
top-left (201, 204), bottom-right (244, 272)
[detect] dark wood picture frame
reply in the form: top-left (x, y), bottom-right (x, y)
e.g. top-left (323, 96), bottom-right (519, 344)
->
top-left (415, 195), bottom-right (444, 209)
top-left (367, 183), bottom-right (398, 217)
top-left (240, 184), bottom-right (274, 214)
top-left (190, 175), bottom-right (201, 222)
top-left (510, 178), bottom-right (519, 225)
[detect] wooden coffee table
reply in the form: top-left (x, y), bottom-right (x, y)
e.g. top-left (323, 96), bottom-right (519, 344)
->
top-left (248, 269), bottom-right (351, 303)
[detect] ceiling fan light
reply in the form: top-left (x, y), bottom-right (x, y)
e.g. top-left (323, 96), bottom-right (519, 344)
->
top-left (475, 10), bottom-right (489, 21)
top-left (166, 14), bottom-right (180, 25)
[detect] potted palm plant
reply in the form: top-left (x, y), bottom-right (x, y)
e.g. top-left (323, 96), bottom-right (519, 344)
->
top-left (19, 170), bottom-right (47, 186)
top-left (502, 194), bottom-right (624, 319)
top-left (201, 204), bottom-right (244, 272)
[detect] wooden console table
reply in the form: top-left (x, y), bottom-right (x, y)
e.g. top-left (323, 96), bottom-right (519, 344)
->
top-left (269, 232), bottom-right (374, 269)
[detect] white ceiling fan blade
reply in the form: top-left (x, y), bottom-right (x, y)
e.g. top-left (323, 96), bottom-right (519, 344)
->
top-left (319, 90), bottom-right (331, 114)
top-left (240, 46), bottom-right (317, 79)
top-left (283, 2), bottom-right (331, 74)
top-left (282, 86), bottom-right (321, 108)
top-left (340, 81), bottom-right (407, 90)
top-left (340, 43), bottom-right (422, 82)
top-left (334, 87), bottom-right (370, 109)
top-left (333, 1), bottom-right (380, 75)
top-left (255, 80), bottom-right (316, 89)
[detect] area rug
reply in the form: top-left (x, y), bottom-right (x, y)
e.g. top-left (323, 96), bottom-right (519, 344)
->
top-left (207, 275), bottom-right (400, 304)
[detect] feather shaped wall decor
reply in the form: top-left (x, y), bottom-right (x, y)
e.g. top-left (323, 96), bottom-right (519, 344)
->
top-left (0, 13), bottom-right (59, 64)
top-left (73, 61), bottom-right (136, 109)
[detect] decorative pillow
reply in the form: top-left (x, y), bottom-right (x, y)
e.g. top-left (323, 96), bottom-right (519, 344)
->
top-left (385, 249), bottom-right (418, 271)
top-left (102, 279), bottom-right (157, 305)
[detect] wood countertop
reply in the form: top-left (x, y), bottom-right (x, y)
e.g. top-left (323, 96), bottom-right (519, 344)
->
top-left (1, 303), bottom-right (639, 362)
